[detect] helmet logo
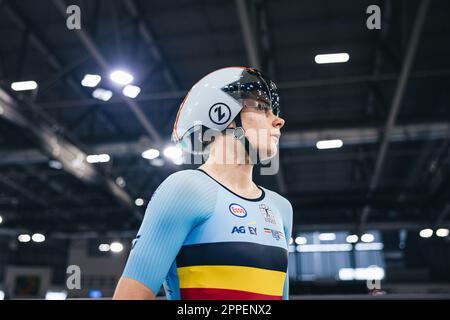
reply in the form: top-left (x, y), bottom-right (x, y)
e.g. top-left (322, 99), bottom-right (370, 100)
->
top-left (209, 103), bottom-right (231, 125)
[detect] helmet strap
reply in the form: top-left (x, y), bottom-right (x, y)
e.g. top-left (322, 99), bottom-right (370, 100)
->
top-left (233, 114), bottom-right (261, 165)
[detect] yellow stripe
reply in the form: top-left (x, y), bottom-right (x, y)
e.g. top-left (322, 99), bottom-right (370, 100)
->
top-left (177, 265), bottom-right (286, 296)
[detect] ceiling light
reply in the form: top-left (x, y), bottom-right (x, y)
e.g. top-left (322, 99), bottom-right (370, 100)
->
top-left (115, 177), bottom-right (126, 188)
top-left (98, 244), bottom-right (110, 252)
top-left (436, 228), bottom-right (449, 237)
top-left (81, 74), bottom-right (101, 87)
top-left (86, 154), bottom-right (110, 163)
top-left (295, 236), bottom-right (307, 245)
top-left (318, 233), bottom-right (336, 241)
top-left (361, 233), bottom-right (375, 243)
top-left (18, 234), bottom-right (31, 243)
top-left (163, 146), bottom-right (183, 165)
top-left (316, 139), bottom-right (343, 150)
top-left (142, 148), bottom-right (160, 160)
top-left (355, 242), bottom-right (384, 251)
top-left (419, 228), bottom-right (433, 238)
top-left (135, 198), bottom-right (144, 206)
top-left (45, 291), bottom-right (68, 300)
top-left (315, 53), bottom-right (350, 64)
top-left (296, 244), bottom-right (353, 252)
top-left (122, 85), bottom-right (141, 98)
top-left (110, 70), bottom-right (133, 85)
top-left (48, 160), bottom-right (63, 170)
top-left (32, 233), bottom-right (46, 243)
top-left (11, 80), bottom-right (38, 91)
top-left (110, 242), bottom-right (124, 253)
top-left (92, 88), bottom-right (113, 101)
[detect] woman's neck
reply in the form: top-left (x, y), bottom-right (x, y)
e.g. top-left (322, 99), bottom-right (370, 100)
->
top-left (199, 158), bottom-right (261, 199)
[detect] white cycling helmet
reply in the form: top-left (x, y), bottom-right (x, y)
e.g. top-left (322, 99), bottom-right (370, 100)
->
top-left (172, 66), bottom-right (280, 160)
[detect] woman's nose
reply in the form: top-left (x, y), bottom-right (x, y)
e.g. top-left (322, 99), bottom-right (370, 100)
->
top-left (273, 115), bottom-right (285, 129)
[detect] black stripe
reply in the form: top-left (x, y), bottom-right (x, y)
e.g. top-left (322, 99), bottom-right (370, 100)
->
top-left (176, 241), bottom-right (287, 272)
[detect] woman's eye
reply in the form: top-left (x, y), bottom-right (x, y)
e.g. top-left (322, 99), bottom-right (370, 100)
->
top-left (257, 103), bottom-right (264, 111)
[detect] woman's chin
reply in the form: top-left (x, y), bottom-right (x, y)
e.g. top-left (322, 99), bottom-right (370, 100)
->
top-left (259, 146), bottom-right (278, 161)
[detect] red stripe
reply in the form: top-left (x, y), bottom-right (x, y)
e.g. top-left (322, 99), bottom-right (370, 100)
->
top-left (180, 288), bottom-right (282, 300)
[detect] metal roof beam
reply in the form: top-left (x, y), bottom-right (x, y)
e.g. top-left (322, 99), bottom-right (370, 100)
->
top-left (0, 87), bottom-right (140, 219)
top-left (359, 0), bottom-right (431, 230)
top-left (235, 0), bottom-right (261, 69)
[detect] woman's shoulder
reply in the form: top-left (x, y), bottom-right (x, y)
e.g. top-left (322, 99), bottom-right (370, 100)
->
top-left (162, 169), bottom-right (214, 186)
top-left (260, 186), bottom-right (293, 224)
top-left (261, 187), bottom-right (292, 210)
top-left (155, 169), bottom-right (218, 200)
top-left (149, 169), bottom-right (218, 218)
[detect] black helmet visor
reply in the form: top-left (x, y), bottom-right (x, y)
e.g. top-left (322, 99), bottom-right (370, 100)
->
top-left (221, 68), bottom-right (280, 116)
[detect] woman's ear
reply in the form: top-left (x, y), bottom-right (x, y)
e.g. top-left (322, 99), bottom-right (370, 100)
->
top-left (227, 121), bottom-right (236, 129)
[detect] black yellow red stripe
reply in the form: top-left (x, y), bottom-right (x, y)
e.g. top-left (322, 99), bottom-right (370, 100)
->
top-left (175, 242), bottom-right (287, 299)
